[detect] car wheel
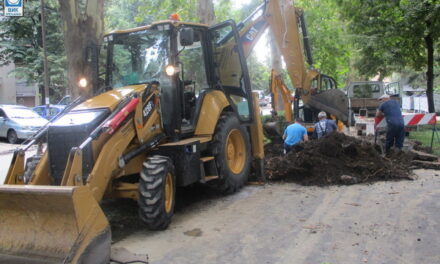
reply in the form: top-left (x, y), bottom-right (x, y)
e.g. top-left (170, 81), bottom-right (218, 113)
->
top-left (7, 129), bottom-right (18, 144)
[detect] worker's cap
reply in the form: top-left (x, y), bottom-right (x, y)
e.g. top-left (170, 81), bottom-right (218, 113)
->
top-left (318, 111), bottom-right (327, 118)
top-left (378, 94), bottom-right (390, 100)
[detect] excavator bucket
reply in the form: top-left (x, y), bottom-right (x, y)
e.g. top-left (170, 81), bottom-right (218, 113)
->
top-left (0, 185), bottom-right (110, 264)
top-left (263, 120), bottom-right (287, 142)
top-left (308, 89), bottom-right (351, 125)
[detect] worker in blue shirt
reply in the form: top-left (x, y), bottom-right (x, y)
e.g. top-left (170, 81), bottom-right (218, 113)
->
top-left (376, 94), bottom-right (405, 151)
top-left (283, 118), bottom-right (308, 154)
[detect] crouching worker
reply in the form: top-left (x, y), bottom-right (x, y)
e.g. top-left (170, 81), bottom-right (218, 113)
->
top-left (283, 118), bottom-right (308, 154)
top-left (313, 111), bottom-right (337, 139)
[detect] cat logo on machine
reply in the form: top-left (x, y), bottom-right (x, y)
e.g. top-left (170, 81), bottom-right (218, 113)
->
top-left (240, 20), bottom-right (266, 46)
top-left (4, 0), bottom-right (23, 16)
top-left (142, 95), bottom-right (156, 124)
top-left (245, 27), bottom-right (259, 42)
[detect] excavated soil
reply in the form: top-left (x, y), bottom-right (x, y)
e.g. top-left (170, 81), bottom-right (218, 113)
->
top-left (264, 133), bottom-right (416, 185)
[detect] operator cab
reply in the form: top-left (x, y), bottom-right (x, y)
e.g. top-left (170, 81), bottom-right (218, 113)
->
top-left (175, 27), bottom-right (209, 131)
top-left (101, 20), bottom-right (253, 141)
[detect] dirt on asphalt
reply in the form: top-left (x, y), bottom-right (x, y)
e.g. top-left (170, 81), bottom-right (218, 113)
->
top-left (105, 133), bottom-right (437, 244)
top-left (264, 132), bottom-right (416, 185)
top-left (412, 140), bottom-right (434, 153)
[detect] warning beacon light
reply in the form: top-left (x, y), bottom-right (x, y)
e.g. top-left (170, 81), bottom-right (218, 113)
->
top-left (169, 13), bottom-right (180, 21)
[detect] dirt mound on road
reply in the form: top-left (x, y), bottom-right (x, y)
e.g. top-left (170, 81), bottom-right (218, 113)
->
top-left (264, 133), bottom-right (414, 185)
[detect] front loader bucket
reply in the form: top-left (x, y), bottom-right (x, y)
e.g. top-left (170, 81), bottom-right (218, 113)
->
top-left (0, 185), bottom-right (110, 264)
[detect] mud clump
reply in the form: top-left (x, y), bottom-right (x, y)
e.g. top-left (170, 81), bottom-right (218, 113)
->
top-left (412, 140), bottom-right (433, 153)
top-left (264, 133), bottom-right (415, 185)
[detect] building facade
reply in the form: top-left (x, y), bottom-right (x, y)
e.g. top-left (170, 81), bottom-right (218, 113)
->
top-left (0, 63), bottom-right (38, 107)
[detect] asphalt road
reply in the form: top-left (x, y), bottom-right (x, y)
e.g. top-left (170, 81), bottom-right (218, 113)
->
top-left (111, 169), bottom-right (440, 264)
top-left (0, 141), bottom-right (18, 183)
top-left (0, 140), bottom-right (37, 183)
top-left (1, 136), bottom-right (439, 264)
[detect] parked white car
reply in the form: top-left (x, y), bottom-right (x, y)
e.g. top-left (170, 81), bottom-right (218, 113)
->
top-left (0, 105), bottom-right (48, 144)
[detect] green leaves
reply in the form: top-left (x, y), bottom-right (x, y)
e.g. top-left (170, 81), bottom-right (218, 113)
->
top-left (295, 0), bottom-right (353, 86)
top-left (0, 0), bottom-right (67, 101)
top-left (339, 0), bottom-right (439, 77)
top-left (339, 0), bottom-right (439, 111)
top-left (134, 0), bottom-right (198, 25)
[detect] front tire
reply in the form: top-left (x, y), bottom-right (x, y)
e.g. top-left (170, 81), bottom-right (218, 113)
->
top-left (138, 155), bottom-right (176, 230)
top-left (7, 129), bottom-right (18, 144)
top-left (210, 113), bottom-right (251, 194)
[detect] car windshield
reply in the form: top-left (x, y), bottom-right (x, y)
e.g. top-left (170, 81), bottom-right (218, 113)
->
top-left (353, 84), bottom-right (380, 98)
top-left (4, 108), bottom-right (41, 119)
top-left (109, 28), bottom-right (170, 88)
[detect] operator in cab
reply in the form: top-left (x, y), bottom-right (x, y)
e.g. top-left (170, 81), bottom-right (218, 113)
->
top-left (376, 94), bottom-right (405, 152)
top-left (282, 118), bottom-right (309, 154)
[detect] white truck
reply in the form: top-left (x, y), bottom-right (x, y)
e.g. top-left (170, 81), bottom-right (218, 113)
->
top-left (347, 81), bottom-right (400, 117)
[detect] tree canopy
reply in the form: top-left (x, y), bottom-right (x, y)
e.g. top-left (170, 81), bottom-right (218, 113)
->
top-left (0, 0), bottom-right (438, 104)
top-left (338, 0), bottom-right (440, 111)
top-left (0, 0), bottom-right (66, 101)
top-left (296, 0), bottom-right (354, 85)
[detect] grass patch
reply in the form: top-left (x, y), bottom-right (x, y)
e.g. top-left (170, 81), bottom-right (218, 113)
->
top-left (408, 124), bottom-right (440, 156)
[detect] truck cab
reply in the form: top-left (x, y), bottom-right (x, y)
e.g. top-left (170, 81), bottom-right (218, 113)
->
top-left (347, 81), bottom-right (401, 117)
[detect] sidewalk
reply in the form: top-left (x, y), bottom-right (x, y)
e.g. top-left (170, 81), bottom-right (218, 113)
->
top-left (0, 141), bottom-right (20, 155)
top-left (0, 142), bottom-right (38, 183)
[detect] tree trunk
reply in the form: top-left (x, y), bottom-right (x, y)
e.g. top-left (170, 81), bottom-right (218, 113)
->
top-left (58, 0), bottom-right (104, 99)
top-left (425, 21), bottom-right (435, 113)
top-left (197, 0), bottom-right (215, 25)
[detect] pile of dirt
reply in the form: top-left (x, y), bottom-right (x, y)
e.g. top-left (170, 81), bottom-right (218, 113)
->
top-left (412, 140), bottom-right (433, 153)
top-left (264, 133), bottom-right (416, 185)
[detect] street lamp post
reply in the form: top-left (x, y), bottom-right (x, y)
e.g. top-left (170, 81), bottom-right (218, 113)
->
top-left (40, 0), bottom-right (50, 106)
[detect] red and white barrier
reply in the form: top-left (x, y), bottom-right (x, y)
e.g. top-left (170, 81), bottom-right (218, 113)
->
top-left (375, 113), bottom-right (437, 130)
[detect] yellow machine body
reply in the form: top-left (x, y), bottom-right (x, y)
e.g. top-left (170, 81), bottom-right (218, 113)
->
top-left (0, 186), bottom-right (110, 263)
top-left (0, 2), bottom-right (323, 261)
top-left (0, 17), bottom-right (265, 262)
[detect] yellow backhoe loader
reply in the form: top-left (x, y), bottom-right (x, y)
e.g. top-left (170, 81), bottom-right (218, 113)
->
top-left (0, 0), bottom-right (348, 263)
top-left (0, 15), bottom-right (265, 264)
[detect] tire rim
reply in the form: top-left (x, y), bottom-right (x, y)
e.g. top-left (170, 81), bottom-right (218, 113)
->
top-left (225, 129), bottom-right (246, 174)
top-left (164, 172), bottom-right (173, 213)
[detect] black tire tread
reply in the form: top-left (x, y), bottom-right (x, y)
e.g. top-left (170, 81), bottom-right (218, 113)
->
top-left (210, 113), bottom-right (251, 194)
top-left (7, 129), bottom-right (18, 144)
top-left (138, 155), bottom-right (175, 230)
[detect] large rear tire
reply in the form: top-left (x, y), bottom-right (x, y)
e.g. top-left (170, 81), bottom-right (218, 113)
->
top-left (210, 113), bottom-right (251, 194)
top-left (138, 155), bottom-right (176, 230)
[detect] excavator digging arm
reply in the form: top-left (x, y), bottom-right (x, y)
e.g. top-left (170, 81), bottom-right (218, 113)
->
top-left (234, 0), bottom-right (349, 124)
top-left (270, 69), bottom-right (293, 123)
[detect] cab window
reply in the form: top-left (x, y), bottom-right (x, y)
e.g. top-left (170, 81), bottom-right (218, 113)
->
top-left (210, 22), bottom-right (251, 121)
top-left (177, 29), bottom-right (209, 96)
